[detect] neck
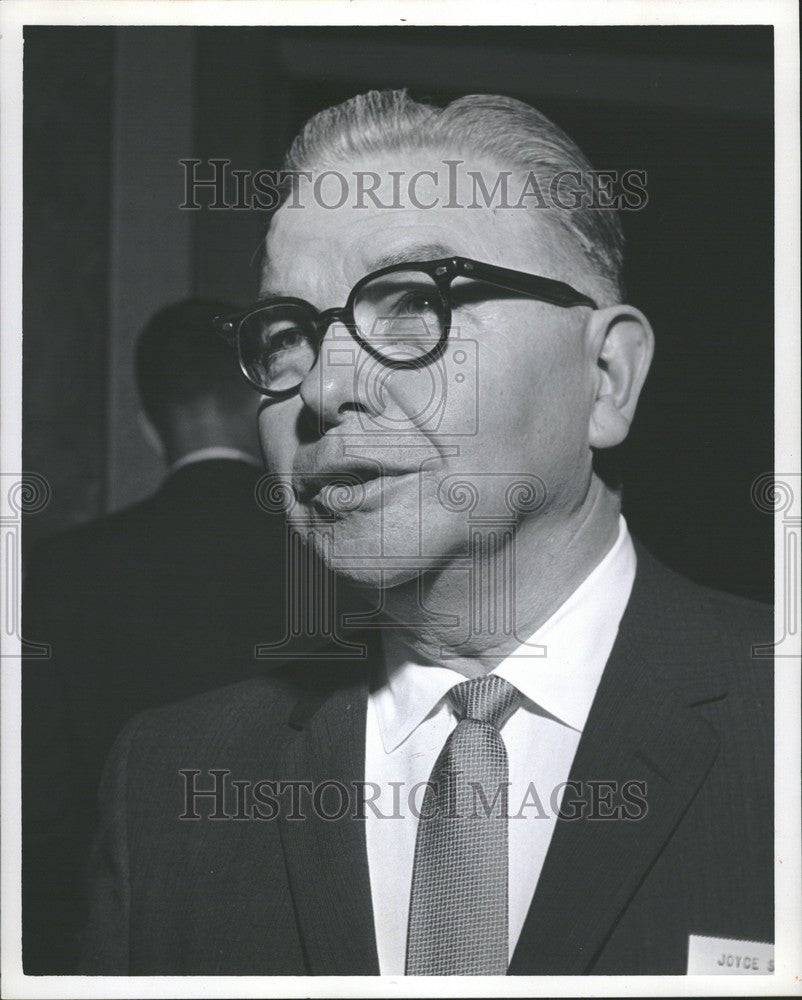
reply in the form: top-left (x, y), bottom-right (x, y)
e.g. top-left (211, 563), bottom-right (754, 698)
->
top-left (373, 478), bottom-right (621, 678)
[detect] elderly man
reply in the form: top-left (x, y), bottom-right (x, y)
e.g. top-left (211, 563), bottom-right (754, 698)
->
top-left (80, 91), bottom-right (772, 976)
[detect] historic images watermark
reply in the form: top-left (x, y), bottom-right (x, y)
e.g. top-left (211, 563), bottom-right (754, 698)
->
top-left (1, 472), bottom-right (51, 657)
top-left (751, 472), bottom-right (800, 658)
top-left (178, 769), bottom-right (649, 823)
top-left (179, 159), bottom-right (649, 213)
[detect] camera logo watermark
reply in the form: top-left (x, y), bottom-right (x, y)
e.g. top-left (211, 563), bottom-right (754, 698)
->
top-left (309, 321), bottom-right (480, 439)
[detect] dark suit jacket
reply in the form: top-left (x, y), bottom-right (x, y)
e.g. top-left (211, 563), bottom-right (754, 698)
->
top-left (79, 545), bottom-right (773, 975)
top-left (22, 458), bottom-right (288, 973)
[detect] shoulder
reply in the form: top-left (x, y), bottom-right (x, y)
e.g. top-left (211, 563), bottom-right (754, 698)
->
top-left (630, 541), bottom-right (773, 723)
top-left (691, 579), bottom-right (772, 715)
top-left (125, 670), bottom-right (299, 745)
top-left (632, 541), bottom-right (772, 648)
top-left (700, 584), bottom-right (773, 647)
top-left (109, 657), bottom-right (367, 777)
top-left (99, 675), bottom-right (295, 804)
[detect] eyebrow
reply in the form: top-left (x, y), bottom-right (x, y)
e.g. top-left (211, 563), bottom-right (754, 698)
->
top-left (366, 242), bottom-right (457, 271)
top-left (257, 241), bottom-right (461, 304)
top-left (256, 289), bottom-right (289, 303)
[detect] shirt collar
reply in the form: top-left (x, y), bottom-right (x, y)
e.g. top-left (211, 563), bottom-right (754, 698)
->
top-left (169, 447), bottom-right (262, 473)
top-left (373, 516), bottom-right (636, 753)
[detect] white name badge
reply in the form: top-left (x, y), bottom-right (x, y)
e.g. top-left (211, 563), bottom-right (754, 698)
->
top-left (687, 934), bottom-right (774, 974)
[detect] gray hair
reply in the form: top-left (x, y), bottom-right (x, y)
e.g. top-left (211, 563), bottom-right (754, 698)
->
top-left (281, 89), bottom-right (625, 304)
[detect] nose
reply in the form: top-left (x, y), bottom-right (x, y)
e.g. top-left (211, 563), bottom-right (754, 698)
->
top-left (297, 316), bottom-right (386, 433)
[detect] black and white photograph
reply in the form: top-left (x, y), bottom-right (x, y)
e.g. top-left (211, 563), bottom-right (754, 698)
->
top-left (1, 1), bottom-right (799, 996)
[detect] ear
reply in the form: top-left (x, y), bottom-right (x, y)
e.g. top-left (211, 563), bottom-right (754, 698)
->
top-left (137, 410), bottom-right (166, 460)
top-left (586, 305), bottom-right (654, 449)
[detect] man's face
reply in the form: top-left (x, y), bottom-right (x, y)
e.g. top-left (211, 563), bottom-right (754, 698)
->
top-left (258, 152), bottom-right (597, 588)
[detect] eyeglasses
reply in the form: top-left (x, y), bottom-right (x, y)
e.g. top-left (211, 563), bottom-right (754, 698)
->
top-left (214, 256), bottom-right (597, 399)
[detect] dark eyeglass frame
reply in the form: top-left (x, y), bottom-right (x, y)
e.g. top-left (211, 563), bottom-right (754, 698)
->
top-left (214, 256), bottom-right (598, 399)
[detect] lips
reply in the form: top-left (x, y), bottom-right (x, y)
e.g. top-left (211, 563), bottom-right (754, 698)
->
top-left (294, 460), bottom-right (414, 505)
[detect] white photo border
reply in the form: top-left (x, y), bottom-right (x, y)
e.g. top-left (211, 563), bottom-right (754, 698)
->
top-left (2, 1), bottom-right (799, 997)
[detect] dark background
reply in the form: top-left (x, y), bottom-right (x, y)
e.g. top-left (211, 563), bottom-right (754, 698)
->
top-left (23, 25), bottom-right (774, 601)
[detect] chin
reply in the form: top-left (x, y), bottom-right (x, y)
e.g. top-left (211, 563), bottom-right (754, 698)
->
top-left (295, 509), bottom-right (440, 591)
top-left (289, 491), bottom-right (469, 590)
top-left (323, 522), bottom-right (429, 591)
top-left (328, 559), bottom-right (423, 592)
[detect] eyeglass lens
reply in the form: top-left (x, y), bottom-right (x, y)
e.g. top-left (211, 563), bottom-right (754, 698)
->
top-left (239, 269), bottom-right (447, 392)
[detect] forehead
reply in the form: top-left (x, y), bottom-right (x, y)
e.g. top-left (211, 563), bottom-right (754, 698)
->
top-left (261, 152), bottom-right (579, 302)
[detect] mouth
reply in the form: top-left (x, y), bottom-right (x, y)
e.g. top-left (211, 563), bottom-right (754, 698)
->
top-left (295, 464), bottom-right (416, 511)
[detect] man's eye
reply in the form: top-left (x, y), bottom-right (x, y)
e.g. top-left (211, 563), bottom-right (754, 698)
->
top-left (395, 291), bottom-right (439, 317)
top-left (269, 328), bottom-right (307, 352)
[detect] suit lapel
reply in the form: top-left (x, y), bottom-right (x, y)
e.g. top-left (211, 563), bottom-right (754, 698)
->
top-left (274, 547), bottom-right (725, 975)
top-left (509, 548), bottom-right (727, 974)
top-left (277, 658), bottom-right (380, 975)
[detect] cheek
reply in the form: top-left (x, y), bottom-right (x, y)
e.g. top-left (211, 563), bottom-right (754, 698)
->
top-left (257, 403), bottom-right (299, 472)
top-left (472, 311), bottom-right (590, 466)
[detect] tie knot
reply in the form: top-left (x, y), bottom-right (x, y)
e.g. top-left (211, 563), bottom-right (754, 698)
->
top-left (447, 674), bottom-right (520, 729)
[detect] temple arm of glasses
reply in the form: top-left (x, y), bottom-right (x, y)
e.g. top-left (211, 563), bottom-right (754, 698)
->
top-left (458, 259), bottom-right (598, 310)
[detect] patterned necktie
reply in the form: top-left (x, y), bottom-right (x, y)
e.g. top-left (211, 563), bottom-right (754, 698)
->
top-left (405, 674), bottom-right (521, 975)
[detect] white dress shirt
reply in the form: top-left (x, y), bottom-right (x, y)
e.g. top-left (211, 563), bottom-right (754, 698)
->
top-left (364, 515), bottom-right (636, 975)
top-left (169, 446), bottom-right (262, 473)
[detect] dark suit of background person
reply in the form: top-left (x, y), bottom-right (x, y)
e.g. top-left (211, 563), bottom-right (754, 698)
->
top-left (22, 300), bottom-right (289, 974)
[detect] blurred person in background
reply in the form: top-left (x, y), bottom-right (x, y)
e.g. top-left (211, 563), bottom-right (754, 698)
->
top-left (22, 298), bottom-right (289, 973)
